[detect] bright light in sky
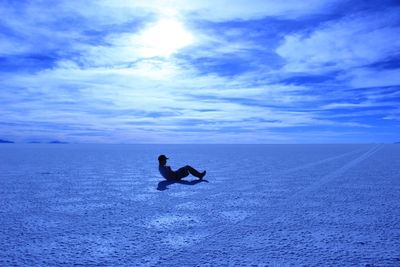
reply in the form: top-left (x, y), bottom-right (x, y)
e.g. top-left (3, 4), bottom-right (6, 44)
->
top-left (137, 18), bottom-right (194, 57)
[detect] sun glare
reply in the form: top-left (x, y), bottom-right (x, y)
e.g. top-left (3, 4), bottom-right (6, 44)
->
top-left (138, 18), bottom-right (194, 57)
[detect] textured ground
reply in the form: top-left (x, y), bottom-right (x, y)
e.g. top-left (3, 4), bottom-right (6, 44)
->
top-left (0, 144), bottom-right (399, 266)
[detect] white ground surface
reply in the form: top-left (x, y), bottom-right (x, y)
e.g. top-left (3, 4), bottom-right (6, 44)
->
top-left (0, 144), bottom-right (399, 266)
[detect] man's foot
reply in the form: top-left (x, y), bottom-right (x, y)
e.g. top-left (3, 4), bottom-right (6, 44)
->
top-left (199, 171), bottom-right (206, 180)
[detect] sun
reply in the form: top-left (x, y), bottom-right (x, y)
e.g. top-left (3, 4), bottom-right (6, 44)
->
top-left (137, 18), bottom-right (194, 57)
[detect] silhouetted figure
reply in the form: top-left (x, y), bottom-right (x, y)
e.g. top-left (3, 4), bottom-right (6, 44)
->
top-left (158, 155), bottom-right (206, 181)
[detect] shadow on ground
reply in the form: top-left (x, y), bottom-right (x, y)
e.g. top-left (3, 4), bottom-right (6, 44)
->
top-left (157, 179), bottom-right (209, 191)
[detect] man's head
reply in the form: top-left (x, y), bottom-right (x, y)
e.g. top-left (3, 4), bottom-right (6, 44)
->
top-left (158, 154), bottom-right (168, 166)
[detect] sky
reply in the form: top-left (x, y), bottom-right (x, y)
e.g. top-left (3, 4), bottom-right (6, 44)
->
top-left (1, 0), bottom-right (400, 144)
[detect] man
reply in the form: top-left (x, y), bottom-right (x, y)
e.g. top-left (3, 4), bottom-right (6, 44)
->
top-left (158, 155), bottom-right (206, 181)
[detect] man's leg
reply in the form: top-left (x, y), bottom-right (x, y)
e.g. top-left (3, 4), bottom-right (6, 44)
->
top-left (174, 167), bottom-right (190, 180)
top-left (185, 165), bottom-right (206, 179)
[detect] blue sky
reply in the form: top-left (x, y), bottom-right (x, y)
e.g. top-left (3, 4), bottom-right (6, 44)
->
top-left (1, 0), bottom-right (400, 143)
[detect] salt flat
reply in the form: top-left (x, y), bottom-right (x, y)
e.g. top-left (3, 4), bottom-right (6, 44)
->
top-left (0, 144), bottom-right (399, 266)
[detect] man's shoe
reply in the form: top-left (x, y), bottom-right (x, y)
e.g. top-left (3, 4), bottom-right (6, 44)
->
top-left (199, 171), bottom-right (206, 180)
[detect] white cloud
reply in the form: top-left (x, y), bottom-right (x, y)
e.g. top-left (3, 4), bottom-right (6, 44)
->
top-left (383, 108), bottom-right (400, 121)
top-left (1, 58), bottom-right (333, 143)
top-left (340, 68), bottom-right (400, 88)
top-left (276, 9), bottom-right (400, 73)
top-left (321, 101), bottom-right (397, 110)
top-left (0, 35), bottom-right (30, 56)
top-left (101, 0), bottom-right (342, 21)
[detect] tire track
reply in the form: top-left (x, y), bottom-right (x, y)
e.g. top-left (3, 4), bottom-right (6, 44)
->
top-left (155, 145), bottom-right (383, 266)
top-left (247, 145), bottom-right (373, 192)
top-left (274, 145), bottom-right (373, 176)
top-left (272, 144), bottom-right (383, 203)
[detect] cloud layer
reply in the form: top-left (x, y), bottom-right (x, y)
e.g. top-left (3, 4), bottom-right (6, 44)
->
top-left (1, 0), bottom-right (399, 143)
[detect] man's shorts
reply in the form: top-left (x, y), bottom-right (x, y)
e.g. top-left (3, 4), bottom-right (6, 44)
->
top-left (172, 167), bottom-right (189, 180)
